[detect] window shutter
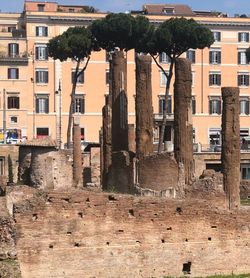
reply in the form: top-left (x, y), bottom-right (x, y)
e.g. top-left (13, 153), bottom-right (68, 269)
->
top-left (16, 69), bottom-right (19, 79)
top-left (36, 27), bottom-right (39, 36)
top-left (16, 44), bottom-right (19, 55)
top-left (7, 97), bottom-right (11, 109)
top-left (36, 98), bottom-right (39, 113)
top-left (247, 33), bottom-right (250, 42)
top-left (218, 75), bottom-right (221, 86)
top-left (45, 47), bottom-right (48, 59)
top-left (209, 100), bottom-right (212, 114)
top-left (45, 27), bottom-right (48, 37)
top-left (192, 98), bottom-right (196, 114)
top-left (159, 53), bottom-right (163, 63)
top-left (36, 71), bottom-right (39, 83)
top-left (7, 68), bottom-right (11, 79)
top-left (209, 52), bottom-right (212, 63)
top-left (209, 74), bottom-right (213, 86)
top-left (238, 33), bottom-right (241, 42)
top-left (167, 97), bottom-right (172, 113)
top-left (45, 98), bottom-right (49, 113)
top-left (238, 52), bottom-right (241, 65)
top-left (81, 98), bottom-right (85, 114)
top-left (246, 101), bottom-right (250, 115)
top-left (16, 97), bottom-right (20, 109)
top-left (45, 71), bottom-right (48, 83)
top-left (218, 32), bottom-right (221, 41)
top-left (218, 100), bottom-right (222, 114)
top-left (72, 72), bottom-right (75, 84)
top-left (35, 47), bottom-right (39, 60)
top-left (238, 75), bottom-right (241, 86)
top-left (8, 44), bottom-right (11, 56)
top-left (246, 75), bottom-right (249, 86)
top-left (218, 52), bottom-right (221, 64)
top-left (192, 51), bottom-right (195, 63)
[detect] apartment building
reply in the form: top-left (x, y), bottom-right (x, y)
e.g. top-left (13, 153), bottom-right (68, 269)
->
top-left (0, 1), bottom-right (250, 152)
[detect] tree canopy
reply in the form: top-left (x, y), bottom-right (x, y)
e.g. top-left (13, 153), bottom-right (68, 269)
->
top-left (143, 17), bottom-right (214, 58)
top-left (47, 26), bottom-right (98, 62)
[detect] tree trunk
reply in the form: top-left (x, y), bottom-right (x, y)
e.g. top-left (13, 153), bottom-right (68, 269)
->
top-left (66, 60), bottom-right (80, 148)
top-left (158, 59), bottom-right (174, 154)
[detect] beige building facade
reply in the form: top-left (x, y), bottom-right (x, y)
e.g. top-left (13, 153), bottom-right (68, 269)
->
top-left (0, 1), bottom-right (250, 151)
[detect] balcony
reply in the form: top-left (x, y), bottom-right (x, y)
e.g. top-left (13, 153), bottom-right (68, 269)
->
top-left (154, 113), bottom-right (174, 122)
top-left (0, 53), bottom-right (29, 65)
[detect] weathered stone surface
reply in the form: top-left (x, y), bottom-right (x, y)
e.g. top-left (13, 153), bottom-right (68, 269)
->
top-left (73, 123), bottom-right (82, 188)
top-left (14, 190), bottom-right (250, 278)
top-left (101, 99), bottom-right (112, 190)
top-left (128, 124), bottom-right (136, 153)
top-left (174, 58), bottom-right (194, 186)
top-left (30, 149), bottom-right (73, 190)
top-left (108, 151), bottom-right (135, 193)
top-left (137, 153), bottom-right (178, 193)
top-left (221, 87), bottom-right (240, 210)
top-left (135, 54), bottom-right (153, 159)
top-left (111, 50), bottom-right (128, 152)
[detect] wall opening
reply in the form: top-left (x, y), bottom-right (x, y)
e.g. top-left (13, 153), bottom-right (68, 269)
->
top-left (182, 261), bottom-right (192, 275)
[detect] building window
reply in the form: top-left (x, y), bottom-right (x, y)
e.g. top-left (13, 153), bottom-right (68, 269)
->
top-left (209, 96), bottom-right (221, 115)
top-left (36, 95), bottom-right (49, 113)
top-left (10, 116), bottom-right (18, 124)
top-left (8, 43), bottom-right (19, 57)
top-left (106, 70), bottom-right (110, 85)
top-left (72, 71), bottom-right (84, 84)
top-left (209, 49), bottom-right (221, 64)
top-left (7, 96), bottom-right (19, 109)
top-left (36, 127), bottom-right (49, 139)
top-left (8, 26), bottom-right (16, 33)
top-left (163, 7), bottom-right (174, 14)
top-left (241, 164), bottom-right (250, 180)
top-left (36, 26), bottom-right (48, 37)
top-left (35, 45), bottom-right (48, 60)
top-left (74, 95), bottom-right (85, 114)
top-left (238, 73), bottom-right (249, 86)
top-left (238, 32), bottom-right (249, 42)
top-left (238, 50), bottom-right (248, 65)
top-left (209, 72), bottom-right (221, 86)
top-left (8, 68), bottom-right (19, 79)
top-left (213, 31), bottom-right (221, 42)
top-left (80, 128), bottom-right (85, 141)
top-left (159, 95), bottom-right (172, 114)
top-left (209, 128), bottom-right (221, 145)
top-left (36, 69), bottom-right (48, 83)
top-left (192, 96), bottom-right (196, 114)
top-left (159, 52), bottom-right (171, 63)
top-left (38, 4), bottom-right (45, 12)
top-left (240, 98), bottom-right (249, 115)
top-left (186, 50), bottom-right (195, 63)
top-left (160, 71), bottom-right (168, 86)
top-left (240, 128), bottom-right (249, 139)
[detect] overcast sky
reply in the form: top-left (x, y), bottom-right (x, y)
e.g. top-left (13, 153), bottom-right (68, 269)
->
top-left (0, 0), bottom-right (250, 16)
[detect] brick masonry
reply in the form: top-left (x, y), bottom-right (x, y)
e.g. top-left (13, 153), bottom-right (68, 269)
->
top-left (14, 190), bottom-right (250, 278)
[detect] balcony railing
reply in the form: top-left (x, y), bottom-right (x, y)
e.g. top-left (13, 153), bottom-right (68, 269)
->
top-left (154, 113), bottom-right (174, 121)
top-left (0, 52), bottom-right (29, 65)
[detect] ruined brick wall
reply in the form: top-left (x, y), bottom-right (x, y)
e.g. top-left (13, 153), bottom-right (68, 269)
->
top-left (30, 149), bottom-right (73, 190)
top-left (137, 153), bottom-right (178, 195)
top-left (14, 190), bottom-right (250, 278)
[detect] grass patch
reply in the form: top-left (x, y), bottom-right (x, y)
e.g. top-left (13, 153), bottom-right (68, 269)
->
top-left (0, 259), bottom-right (22, 278)
top-left (241, 199), bottom-right (250, 206)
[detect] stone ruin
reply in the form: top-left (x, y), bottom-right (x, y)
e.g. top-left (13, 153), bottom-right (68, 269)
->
top-left (0, 53), bottom-right (248, 278)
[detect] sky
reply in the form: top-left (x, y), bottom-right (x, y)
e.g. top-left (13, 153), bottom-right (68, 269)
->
top-left (0, 0), bottom-right (250, 16)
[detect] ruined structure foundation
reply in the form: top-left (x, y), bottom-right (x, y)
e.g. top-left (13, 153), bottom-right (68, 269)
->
top-left (13, 190), bottom-right (250, 278)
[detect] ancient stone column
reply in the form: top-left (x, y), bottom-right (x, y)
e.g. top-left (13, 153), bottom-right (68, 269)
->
top-left (135, 54), bottom-right (154, 159)
top-left (102, 95), bottom-right (112, 190)
top-left (111, 50), bottom-right (128, 152)
top-left (174, 58), bottom-right (194, 185)
top-left (73, 123), bottom-right (82, 187)
top-left (128, 124), bottom-right (136, 153)
top-left (221, 87), bottom-right (240, 210)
